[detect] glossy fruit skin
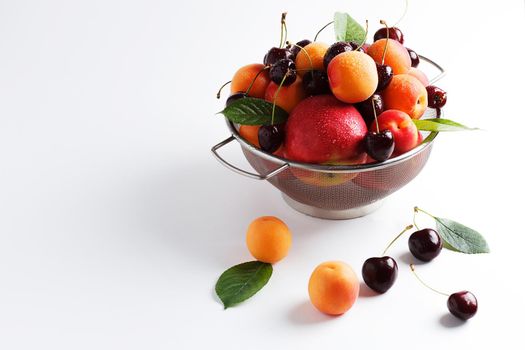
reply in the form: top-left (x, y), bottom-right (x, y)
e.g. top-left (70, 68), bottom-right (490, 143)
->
top-left (355, 94), bottom-right (384, 126)
top-left (367, 39), bottom-right (411, 75)
top-left (264, 47), bottom-right (293, 66)
top-left (408, 228), bottom-right (443, 262)
top-left (373, 27), bottom-right (404, 43)
top-left (364, 130), bottom-right (395, 162)
top-left (376, 64), bottom-right (393, 92)
top-left (382, 74), bottom-right (428, 119)
top-left (284, 95), bottom-right (368, 163)
top-left (302, 70), bottom-right (330, 96)
top-left (328, 51), bottom-right (379, 103)
top-left (426, 85), bottom-right (448, 108)
top-left (226, 92), bottom-right (246, 106)
top-left (323, 41), bottom-right (355, 69)
top-left (290, 39), bottom-right (312, 58)
top-left (258, 124), bottom-right (284, 153)
top-left (447, 291), bottom-right (478, 320)
top-left (406, 48), bottom-right (420, 67)
top-left (362, 256), bottom-right (398, 293)
top-left (374, 109), bottom-right (419, 154)
top-left (230, 63), bottom-right (271, 98)
top-left (269, 59), bottom-right (297, 86)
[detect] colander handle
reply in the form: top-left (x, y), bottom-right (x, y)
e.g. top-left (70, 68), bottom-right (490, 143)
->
top-left (211, 136), bottom-right (290, 180)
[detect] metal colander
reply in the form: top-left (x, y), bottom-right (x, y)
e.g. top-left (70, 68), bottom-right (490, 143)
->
top-left (212, 56), bottom-right (444, 219)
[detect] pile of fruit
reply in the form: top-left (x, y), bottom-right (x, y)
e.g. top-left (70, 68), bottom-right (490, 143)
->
top-left (218, 12), bottom-right (449, 165)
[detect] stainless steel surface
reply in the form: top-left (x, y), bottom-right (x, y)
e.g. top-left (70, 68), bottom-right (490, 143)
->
top-left (211, 136), bottom-right (289, 180)
top-left (211, 55), bottom-right (445, 219)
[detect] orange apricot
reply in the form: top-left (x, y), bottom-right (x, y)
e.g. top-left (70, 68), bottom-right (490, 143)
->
top-left (231, 63), bottom-right (271, 98)
top-left (246, 216), bottom-right (292, 264)
top-left (264, 77), bottom-right (306, 113)
top-left (327, 51), bottom-right (378, 103)
top-left (308, 261), bottom-right (360, 315)
top-left (367, 39), bottom-right (411, 75)
top-left (382, 74), bottom-right (428, 119)
top-left (295, 42), bottom-right (329, 77)
top-left (239, 125), bottom-right (260, 147)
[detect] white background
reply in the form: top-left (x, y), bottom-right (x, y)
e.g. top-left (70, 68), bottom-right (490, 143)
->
top-left (1, 0), bottom-right (524, 349)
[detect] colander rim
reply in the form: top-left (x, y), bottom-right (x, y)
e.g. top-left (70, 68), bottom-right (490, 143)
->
top-left (226, 118), bottom-right (438, 173)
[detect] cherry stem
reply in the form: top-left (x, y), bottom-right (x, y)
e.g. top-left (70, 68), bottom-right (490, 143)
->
top-left (216, 80), bottom-right (232, 99)
top-left (372, 95), bottom-right (380, 133)
top-left (314, 21), bottom-right (334, 42)
top-left (410, 264), bottom-right (450, 297)
top-left (380, 19), bottom-right (389, 65)
top-left (271, 73), bottom-right (288, 125)
top-left (412, 208), bottom-right (420, 230)
top-left (382, 224), bottom-right (413, 256)
top-left (245, 66), bottom-right (270, 96)
top-left (289, 41), bottom-right (313, 71)
top-left (279, 12), bottom-right (288, 48)
top-left (394, 0), bottom-right (409, 27)
top-left (355, 20), bottom-right (369, 51)
top-left (414, 206), bottom-right (437, 220)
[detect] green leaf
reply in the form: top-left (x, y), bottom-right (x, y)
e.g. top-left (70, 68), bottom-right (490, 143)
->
top-left (218, 97), bottom-right (288, 125)
top-left (333, 12), bottom-right (366, 44)
top-left (413, 118), bottom-right (478, 132)
top-left (434, 217), bottom-right (490, 254)
top-left (215, 261), bottom-right (273, 309)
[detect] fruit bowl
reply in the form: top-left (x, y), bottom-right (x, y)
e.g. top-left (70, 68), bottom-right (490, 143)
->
top-left (212, 55), bottom-right (444, 219)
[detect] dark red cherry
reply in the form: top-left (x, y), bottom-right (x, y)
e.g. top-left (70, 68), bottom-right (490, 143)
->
top-left (289, 39), bottom-right (312, 59)
top-left (258, 124), bottom-right (284, 153)
top-left (373, 27), bottom-right (404, 43)
top-left (447, 291), bottom-right (478, 320)
top-left (269, 59), bottom-right (297, 86)
top-left (376, 64), bottom-right (394, 92)
top-left (355, 94), bottom-right (384, 126)
top-left (406, 48), bottom-right (420, 68)
top-left (226, 92), bottom-right (246, 107)
top-left (426, 85), bottom-right (448, 108)
top-left (263, 47), bottom-right (293, 66)
top-left (323, 41), bottom-right (355, 68)
top-left (362, 256), bottom-right (398, 293)
top-left (408, 228), bottom-right (443, 262)
top-left (302, 70), bottom-right (330, 96)
top-left (364, 130), bottom-right (395, 162)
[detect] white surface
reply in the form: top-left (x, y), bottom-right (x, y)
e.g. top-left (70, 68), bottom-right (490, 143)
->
top-left (1, 0), bottom-right (524, 349)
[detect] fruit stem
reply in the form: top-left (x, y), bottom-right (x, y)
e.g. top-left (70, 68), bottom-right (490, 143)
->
top-left (216, 80), bottom-right (232, 99)
top-left (382, 224), bottom-right (413, 256)
top-left (380, 19), bottom-right (389, 65)
top-left (279, 12), bottom-right (288, 48)
top-left (394, 0), bottom-right (409, 26)
top-left (372, 95), bottom-right (380, 133)
top-left (410, 264), bottom-right (450, 297)
top-left (414, 206), bottom-right (436, 220)
top-left (412, 207), bottom-right (420, 230)
top-left (355, 20), bottom-right (369, 51)
top-left (245, 66), bottom-right (270, 96)
top-left (271, 73), bottom-right (288, 125)
top-left (314, 20), bottom-right (334, 42)
top-left (290, 41), bottom-right (314, 71)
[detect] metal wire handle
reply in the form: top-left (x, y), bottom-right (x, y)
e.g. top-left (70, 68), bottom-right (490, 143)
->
top-left (211, 136), bottom-right (289, 180)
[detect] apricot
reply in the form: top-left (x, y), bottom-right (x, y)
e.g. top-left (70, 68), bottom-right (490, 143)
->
top-left (264, 77), bottom-right (306, 113)
top-left (295, 42), bottom-right (329, 77)
top-left (239, 125), bottom-right (260, 147)
top-left (308, 261), bottom-right (359, 315)
top-left (231, 63), bottom-right (271, 98)
top-left (382, 74), bottom-right (428, 119)
top-left (327, 51), bottom-right (378, 103)
top-left (367, 39), bottom-right (411, 75)
top-left (407, 67), bottom-right (429, 87)
top-left (246, 216), bottom-right (291, 264)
